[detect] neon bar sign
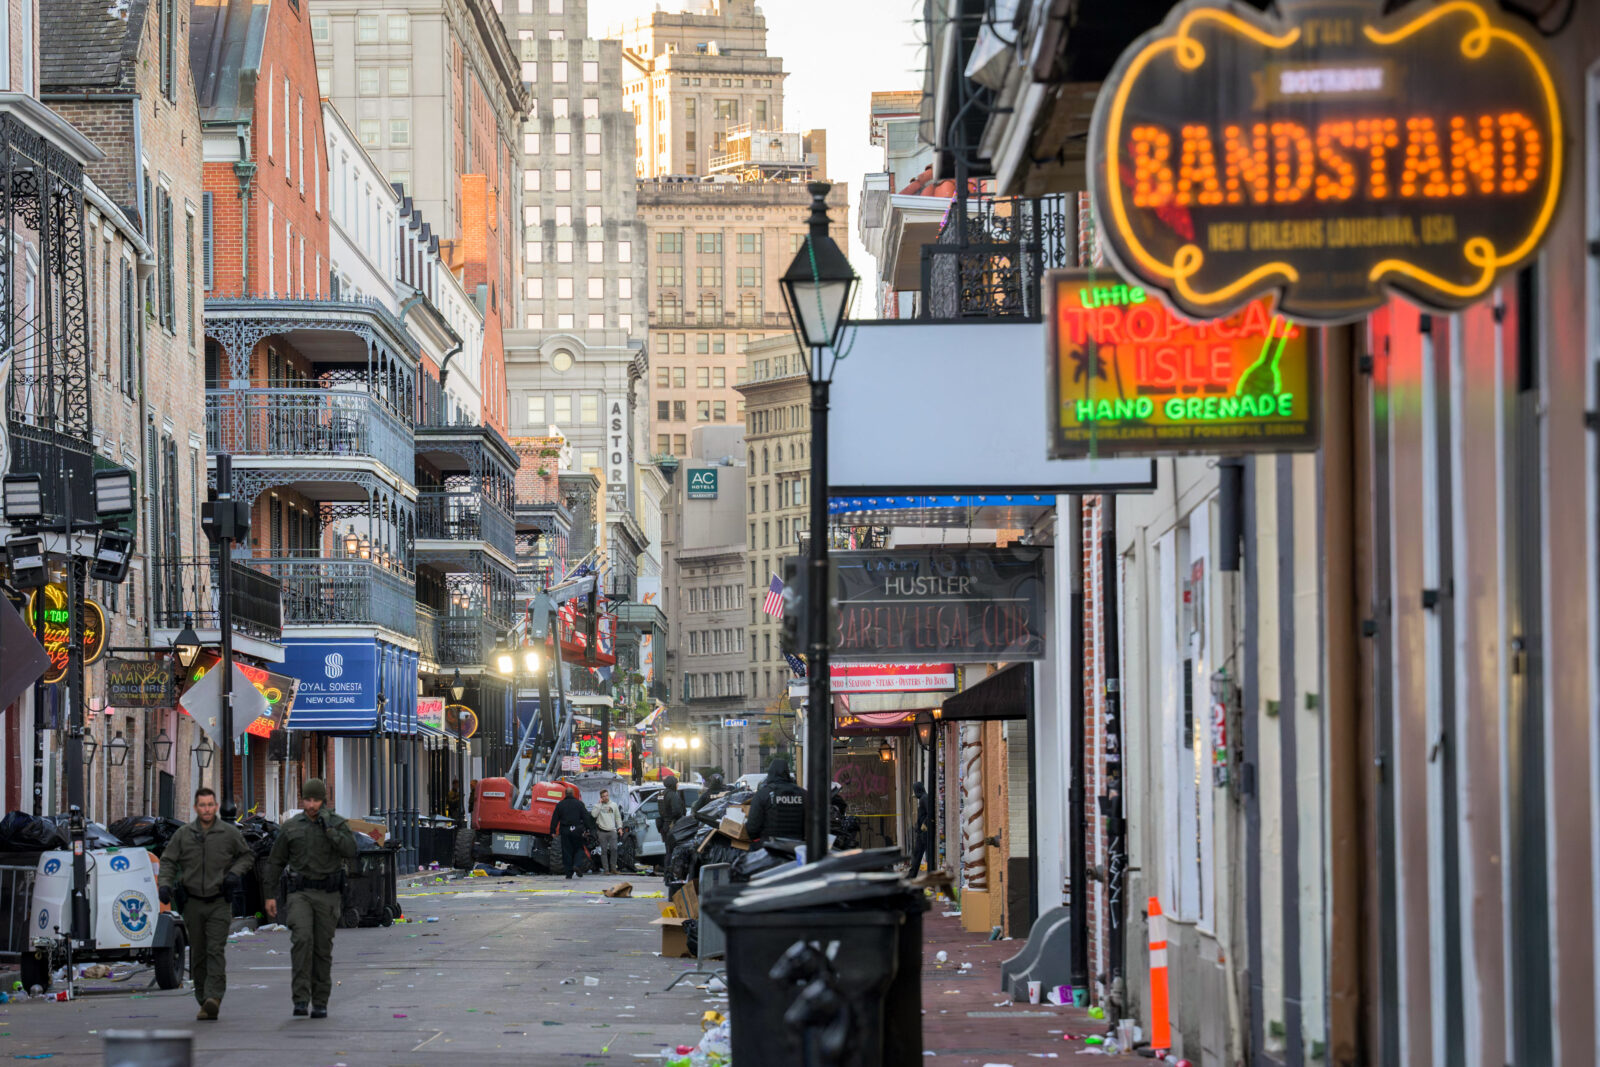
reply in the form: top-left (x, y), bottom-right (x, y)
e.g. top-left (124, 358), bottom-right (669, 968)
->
top-left (1088, 0), bottom-right (1562, 323)
top-left (1046, 270), bottom-right (1318, 458)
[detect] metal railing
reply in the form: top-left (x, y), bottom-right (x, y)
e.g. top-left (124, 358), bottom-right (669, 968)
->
top-left (417, 491), bottom-right (516, 557)
top-left (151, 555), bottom-right (284, 643)
top-left (0, 864), bottom-right (36, 960)
top-left (416, 604), bottom-right (441, 665)
top-left (438, 613), bottom-right (499, 667)
top-left (246, 557), bottom-right (417, 636)
top-left (921, 193), bottom-right (1072, 320)
top-left (206, 389), bottom-right (414, 477)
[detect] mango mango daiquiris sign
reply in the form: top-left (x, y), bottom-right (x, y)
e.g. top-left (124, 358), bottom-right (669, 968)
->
top-left (1047, 270), bottom-right (1318, 458)
top-left (1088, 0), bottom-right (1561, 323)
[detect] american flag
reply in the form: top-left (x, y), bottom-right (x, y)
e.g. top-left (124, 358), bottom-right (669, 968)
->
top-left (784, 652), bottom-right (807, 678)
top-left (762, 574), bottom-right (785, 618)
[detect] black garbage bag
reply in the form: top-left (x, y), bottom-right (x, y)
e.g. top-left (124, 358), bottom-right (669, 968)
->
top-left (353, 831), bottom-right (380, 851)
top-left (0, 810), bottom-right (65, 852)
top-left (730, 846), bottom-right (782, 881)
top-left (684, 917), bottom-right (699, 958)
top-left (694, 792), bottom-right (735, 827)
top-left (668, 838), bottom-right (698, 883)
top-left (238, 814), bottom-right (280, 859)
top-left (110, 815), bottom-right (184, 853)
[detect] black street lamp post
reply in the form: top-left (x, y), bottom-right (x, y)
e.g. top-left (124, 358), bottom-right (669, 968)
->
top-left (201, 454), bottom-right (251, 821)
top-left (778, 180), bottom-right (859, 862)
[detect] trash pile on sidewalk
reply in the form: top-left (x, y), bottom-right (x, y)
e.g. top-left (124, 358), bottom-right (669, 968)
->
top-left (662, 1010), bottom-right (731, 1067)
top-left (662, 788), bottom-right (790, 888)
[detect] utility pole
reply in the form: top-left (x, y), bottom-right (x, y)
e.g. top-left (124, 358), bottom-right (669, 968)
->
top-left (1068, 497), bottom-right (1089, 1001)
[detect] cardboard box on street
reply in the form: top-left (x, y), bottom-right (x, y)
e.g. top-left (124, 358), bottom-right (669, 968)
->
top-left (671, 882), bottom-right (699, 920)
top-left (652, 915), bottom-right (692, 958)
top-left (347, 818), bottom-right (387, 844)
top-left (718, 804), bottom-right (751, 841)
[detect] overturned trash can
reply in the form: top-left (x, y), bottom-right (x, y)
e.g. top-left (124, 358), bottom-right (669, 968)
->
top-left (702, 846), bottom-right (927, 1067)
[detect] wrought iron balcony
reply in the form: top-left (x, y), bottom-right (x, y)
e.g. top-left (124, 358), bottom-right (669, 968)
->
top-left (416, 491), bottom-right (516, 558)
top-left (206, 389), bottom-right (414, 477)
top-left (438, 613), bottom-right (502, 668)
top-left (416, 604), bottom-right (441, 666)
top-left (245, 555), bottom-right (417, 636)
top-left (920, 193), bottom-right (1072, 321)
top-left (151, 555), bottom-right (283, 644)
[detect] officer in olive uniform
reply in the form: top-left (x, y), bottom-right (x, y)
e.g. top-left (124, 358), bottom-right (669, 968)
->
top-left (157, 786), bottom-right (254, 1021)
top-left (263, 779), bottom-right (358, 1018)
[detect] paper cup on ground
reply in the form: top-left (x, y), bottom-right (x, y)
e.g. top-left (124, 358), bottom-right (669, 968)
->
top-left (1027, 980), bottom-right (1042, 1004)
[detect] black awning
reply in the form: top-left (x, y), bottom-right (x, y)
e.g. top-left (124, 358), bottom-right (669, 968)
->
top-left (940, 662), bottom-right (1033, 722)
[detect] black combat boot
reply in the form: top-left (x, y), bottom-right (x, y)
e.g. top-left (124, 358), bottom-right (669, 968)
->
top-left (293, 1002), bottom-right (309, 1017)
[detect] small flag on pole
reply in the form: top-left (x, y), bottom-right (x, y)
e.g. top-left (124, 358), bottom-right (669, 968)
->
top-left (784, 652), bottom-right (807, 678)
top-left (762, 574), bottom-right (785, 618)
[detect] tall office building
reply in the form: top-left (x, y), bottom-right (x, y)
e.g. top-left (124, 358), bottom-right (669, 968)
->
top-left (613, 0), bottom-right (788, 179)
top-left (618, 0), bottom-right (846, 462)
top-left (310, 0), bottom-right (525, 354)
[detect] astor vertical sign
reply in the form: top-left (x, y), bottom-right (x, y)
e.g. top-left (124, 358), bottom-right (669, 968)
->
top-left (1088, 0), bottom-right (1562, 323)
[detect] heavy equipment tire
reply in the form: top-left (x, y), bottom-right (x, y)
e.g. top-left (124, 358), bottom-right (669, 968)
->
top-left (19, 948), bottom-right (53, 993)
top-left (452, 826), bottom-right (477, 870)
top-left (153, 927), bottom-right (187, 990)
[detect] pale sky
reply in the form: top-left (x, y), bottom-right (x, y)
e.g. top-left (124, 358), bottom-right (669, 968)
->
top-left (585, 0), bottom-right (927, 297)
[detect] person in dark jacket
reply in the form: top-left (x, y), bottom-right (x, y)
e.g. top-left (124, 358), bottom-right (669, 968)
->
top-left (262, 779), bottom-right (359, 1018)
top-left (910, 782), bottom-right (934, 873)
top-left (552, 790), bottom-right (591, 878)
top-left (656, 775), bottom-right (687, 861)
top-left (692, 772), bottom-right (728, 814)
top-left (746, 758), bottom-right (807, 840)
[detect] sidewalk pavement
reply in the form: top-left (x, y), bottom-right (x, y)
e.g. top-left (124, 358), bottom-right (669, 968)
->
top-left (921, 907), bottom-right (1145, 1065)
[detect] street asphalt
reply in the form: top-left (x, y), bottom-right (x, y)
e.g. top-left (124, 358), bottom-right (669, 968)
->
top-left (0, 872), bottom-right (724, 1065)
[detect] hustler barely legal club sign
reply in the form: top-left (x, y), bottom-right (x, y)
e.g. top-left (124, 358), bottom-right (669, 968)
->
top-left (1047, 270), bottom-right (1318, 457)
top-left (831, 548), bottom-right (1046, 664)
top-left (1088, 0), bottom-right (1562, 323)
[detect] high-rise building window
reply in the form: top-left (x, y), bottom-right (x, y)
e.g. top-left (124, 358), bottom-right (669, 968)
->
top-left (358, 15), bottom-right (378, 41)
top-left (586, 206), bottom-right (602, 226)
top-left (554, 395), bottom-right (572, 423)
top-left (672, 367), bottom-right (686, 387)
top-left (585, 132), bottom-right (600, 155)
top-left (619, 278), bottom-right (632, 299)
top-left (550, 0), bottom-right (564, 12)
top-left (387, 14), bottom-right (409, 41)
top-left (358, 68), bottom-right (379, 94)
top-left (585, 170), bottom-right (601, 191)
top-left (657, 401), bottom-right (670, 421)
top-left (737, 233), bottom-right (761, 254)
top-left (715, 99), bottom-right (738, 120)
top-left (389, 118), bottom-right (410, 146)
top-left (673, 400), bottom-right (686, 421)
top-left (524, 170), bottom-right (541, 191)
top-left (656, 367), bottom-right (670, 388)
top-left (619, 241), bottom-right (632, 262)
top-left (524, 240), bottom-right (542, 262)
top-left (525, 278), bottom-right (543, 299)
top-left (737, 266), bottom-right (759, 287)
top-left (552, 62), bottom-right (568, 83)
top-left (658, 434), bottom-right (671, 453)
top-left (754, 100), bottom-right (767, 126)
top-left (587, 241), bottom-right (603, 263)
top-left (698, 401), bottom-right (711, 422)
top-left (674, 434), bottom-right (686, 454)
top-left (528, 395), bottom-right (546, 425)
top-left (524, 205), bottom-right (541, 226)
top-left (554, 132), bottom-right (570, 155)
top-left (696, 367), bottom-right (710, 388)
top-left (524, 131), bottom-right (540, 153)
top-left (697, 232), bottom-right (722, 255)
top-left (697, 266), bottom-right (722, 287)
top-left (713, 368), bottom-right (725, 387)
top-left (588, 277), bottom-right (603, 299)
top-left (389, 67), bottom-right (409, 95)
top-left (556, 205), bottom-right (572, 226)
top-left (521, 61), bottom-right (537, 82)
top-left (553, 98), bottom-right (569, 118)
top-left (658, 232), bottom-right (682, 254)
top-left (358, 119), bottom-right (380, 147)
top-left (581, 395), bottom-right (599, 423)
top-left (713, 400), bottom-right (726, 422)
top-left (583, 97), bottom-right (599, 118)
top-left (657, 266), bottom-right (682, 287)
top-left (582, 62), bottom-right (598, 83)
top-left (311, 15), bottom-right (329, 40)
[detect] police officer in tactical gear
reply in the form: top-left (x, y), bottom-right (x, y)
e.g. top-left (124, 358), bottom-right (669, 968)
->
top-left (263, 778), bottom-right (358, 1018)
top-left (553, 788), bottom-right (592, 878)
top-left (692, 771), bottom-right (728, 814)
top-left (746, 757), bottom-right (807, 840)
top-left (157, 786), bottom-right (253, 1021)
top-left (910, 781), bottom-right (934, 873)
top-left (657, 775), bottom-right (687, 862)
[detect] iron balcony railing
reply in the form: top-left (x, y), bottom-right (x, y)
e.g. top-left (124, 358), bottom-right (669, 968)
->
top-left (416, 491), bottom-right (516, 558)
top-left (206, 389), bottom-right (414, 477)
top-left (416, 604), bottom-right (441, 665)
top-left (921, 193), bottom-right (1072, 320)
top-left (151, 555), bottom-right (284, 643)
top-left (438, 613), bottom-right (501, 668)
top-left (246, 556), bottom-right (417, 636)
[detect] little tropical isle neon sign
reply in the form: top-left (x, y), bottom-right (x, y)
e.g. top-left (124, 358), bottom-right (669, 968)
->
top-left (1047, 270), bottom-right (1317, 458)
top-left (1088, 0), bottom-right (1562, 323)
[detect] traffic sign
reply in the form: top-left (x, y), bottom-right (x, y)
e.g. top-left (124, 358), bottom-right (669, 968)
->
top-left (723, 718), bottom-right (748, 727)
